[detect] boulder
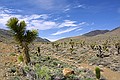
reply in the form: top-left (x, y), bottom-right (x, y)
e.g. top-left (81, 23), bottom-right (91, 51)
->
top-left (63, 68), bottom-right (74, 77)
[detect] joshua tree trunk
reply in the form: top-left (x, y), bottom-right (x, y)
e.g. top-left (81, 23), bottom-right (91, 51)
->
top-left (22, 42), bottom-right (31, 65)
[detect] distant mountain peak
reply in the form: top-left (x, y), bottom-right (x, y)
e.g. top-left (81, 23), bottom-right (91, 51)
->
top-left (83, 30), bottom-right (110, 37)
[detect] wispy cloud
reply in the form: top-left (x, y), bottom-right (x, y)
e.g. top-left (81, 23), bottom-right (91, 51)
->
top-left (63, 8), bottom-right (70, 12)
top-left (0, 7), bottom-right (58, 30)
top-left (51, 27), bottom-right (78, 35)
top-left (58, 20), bottom-right (77, 28)
top-left (29, 0), bottom-right (68, 11)
top-left (28, 20), bottom-right (57, 30)
top-left (0, 6), bottom-right (89, 38)
top-left (0, 6), bottom-right (22, 14)
top-left (74, 4), bottom-right (85, 8)
top-left (75, 28), bottom-right (82, 31)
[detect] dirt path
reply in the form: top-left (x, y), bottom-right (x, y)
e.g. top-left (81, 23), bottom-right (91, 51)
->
top-left (50, 54), bottom-right (120, 80)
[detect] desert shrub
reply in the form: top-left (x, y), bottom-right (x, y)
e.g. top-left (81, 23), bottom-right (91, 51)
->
top-left (18, 55), bottom-right (23, 62)
top-left (52, 61), bottom-right (58, 66)
top-left (115, 42), bottom-right (120, 54)
top-left (66, 74), bottom-right (79, 80)
top-left (10, 53), bottom-right (16, 56)
top-left (12, 76), bottom-right (20, 80)
top-left (10, 67), bottom-right (16, 73)
top-left (55, 43), bottom-right (59, 51)
top-left (35, 64), bottom-right (51, 80)
top-left (24, 66), bottom-right (30, 72)
top-left (46, 56), bottom-right (50, 60)
top-left (84, 78), bottom-right (94, 80)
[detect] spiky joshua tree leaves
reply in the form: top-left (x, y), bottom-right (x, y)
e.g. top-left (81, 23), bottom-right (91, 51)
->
top-left (6, 17), bottom-right (38, 65)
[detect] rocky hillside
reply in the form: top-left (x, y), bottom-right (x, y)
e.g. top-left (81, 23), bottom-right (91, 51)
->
top-left (57, 27), bottom-right (120, 44)
top-left (83, 30), bottom-right (109, 37)
top-left (0, 29), bottom-right (50, 43)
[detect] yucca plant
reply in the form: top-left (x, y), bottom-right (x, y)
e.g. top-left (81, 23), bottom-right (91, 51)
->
top-left (6, 17), bottom-right (38, 65)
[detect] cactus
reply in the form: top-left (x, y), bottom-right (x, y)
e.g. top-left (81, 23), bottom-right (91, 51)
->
top-left (18, 55), bottom-right (24, 62)
top-left (95, 67), bottom-right (101, 80)
top-left (96, 45), bottom-right (103, 58)
top-left (64, 42), bottom-right (67, 48)
top-left (90, 43), bottom-right (96, 50)
top-left (55, 43), bottom-right (59, 51)
top-left (115, 42), bottom-right (120, 54)
top-left (69, 48), bottom-right (74, 54)
top-left (52, 42), bottom-right (55, 48)
top-left (37, 47), bottom-right (41, 56)
top-left (102, 40), bottom-right (110, 51)
top-left (37, 47), bottom-right (40, 53)
top-left (69, 39), bottom-right (74, 48)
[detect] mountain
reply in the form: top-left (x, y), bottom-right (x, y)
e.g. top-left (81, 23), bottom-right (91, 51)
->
top-left (83, 30), bottom-right (109, 37)
top-left (0, 29), bottom-right (50, 43)
top-left (110, 26), bottom-right (120, 32)
top-left (35, 37), bottom-right (50, 42)
top-left (56, 27), bottom-right (120, 43)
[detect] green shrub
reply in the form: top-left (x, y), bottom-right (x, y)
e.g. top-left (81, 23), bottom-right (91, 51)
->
top-left (66, 74), bottom-right (78, 80)
top-left (24, 66), bottom-right (30, 72)
top-left (53, 61), bottom-right (58, 66)
top-left (10, 53), bottom-right (16, 56)
top-left (18, 55), bottom-right (23, 62)
top-left (95, 67), bottom-right (101, 80)
top-left (13, 76), bottom-right (20, 80)
top-left (35, 65), bottom-right (51, 80)
top-left (10, 67), bottom-right (16, 73)
top-left (85, 78), bottom-right (94, 80)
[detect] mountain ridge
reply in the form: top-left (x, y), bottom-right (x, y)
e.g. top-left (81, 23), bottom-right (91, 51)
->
top-left (83, 30), bottom-right (110, 37)
top-left (56, 26), bottom-right (120, 42)
top-left (0, 29), bottom-right (50, 43)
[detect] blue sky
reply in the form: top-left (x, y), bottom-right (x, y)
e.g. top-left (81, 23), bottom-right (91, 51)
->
top-left (0, 0), bottom-right (120, 41)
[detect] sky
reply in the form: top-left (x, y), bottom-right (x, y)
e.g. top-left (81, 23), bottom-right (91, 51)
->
top-left (0, 0), bottom-right (120, 41)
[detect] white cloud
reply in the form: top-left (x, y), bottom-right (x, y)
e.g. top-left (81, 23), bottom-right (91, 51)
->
top-left (63, 8), bottom-right (70, 12)
top-left (0, 7), bottom-right (22, 14)
top-left (75, 28), bottom-right (82, 31)
top-left (0, 7), bottom-right (57, 30)
top-left (51, 27), bottom-right (78, 35)
top-left (54, 17), bottom-right (61, 21)
top-left (29, 0), bottom-right (68, 11)
top-left (0, 6), bottom-right (88, 34)
top-left (74, 4), bottom-right (86, 9)
top-left (27, 20), bottom-right (57, 30)
top-left (58, 20), bottom-right (77, 28)
top-left (77, 5), bottom-right (83, 8)
top-left (79, 22), bottom-right (87, 26)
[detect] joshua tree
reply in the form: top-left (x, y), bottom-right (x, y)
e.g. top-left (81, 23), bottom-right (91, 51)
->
top-left (6, 17), bottom-right (38, 65)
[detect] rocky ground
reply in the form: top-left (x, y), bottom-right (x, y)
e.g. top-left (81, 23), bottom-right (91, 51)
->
top-left (0, 41), bottom-right (120, 80)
